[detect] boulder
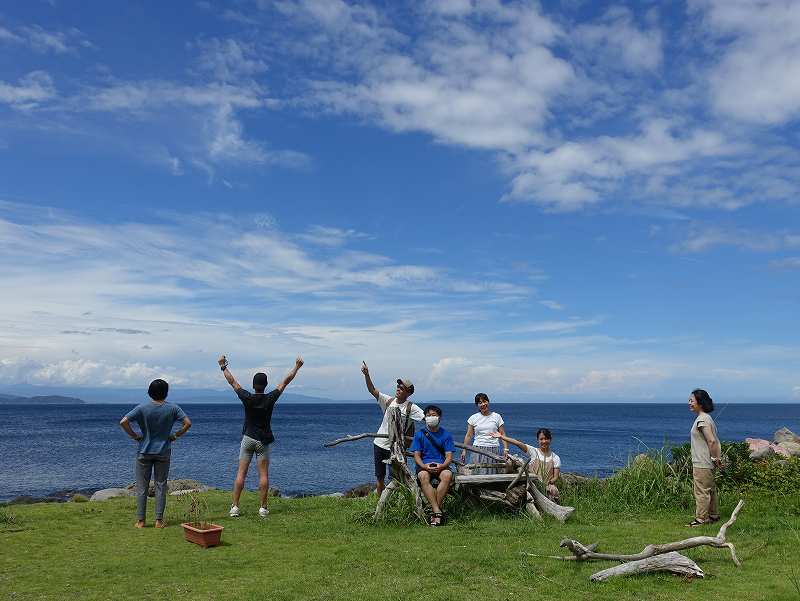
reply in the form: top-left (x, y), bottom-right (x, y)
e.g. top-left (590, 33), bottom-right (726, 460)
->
top-left (777, 441), bottom-right (800, 457)
top-left (746, 438), bottom-right (774, 459)
top-left (560, 472), bottom-right (590, 486)
top-left (344, 483), bottom-right (374, 498)
top-left (774, 427), bottom-right (800, 445)
top-left (90, 488), bottom-right (133, 502)
top-left (126, 479), bottom-right (208, 497)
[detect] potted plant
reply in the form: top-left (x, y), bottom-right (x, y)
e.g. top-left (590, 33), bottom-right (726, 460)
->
top-left (179, 490), bottom-right (224, 548)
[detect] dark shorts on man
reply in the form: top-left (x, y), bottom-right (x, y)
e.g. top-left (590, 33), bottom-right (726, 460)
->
top-left (373, 444), bottom-right (392, 482)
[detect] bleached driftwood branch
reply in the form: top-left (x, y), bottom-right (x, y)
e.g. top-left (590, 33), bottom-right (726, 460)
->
top-left (589, 552), bottom-right (705, 581)
top-left (556, 499), bottom-right (744, 569)
top-left (324, 432), bottom-right (388, 447)
top-left (529, 482), bottom-right (575, 523)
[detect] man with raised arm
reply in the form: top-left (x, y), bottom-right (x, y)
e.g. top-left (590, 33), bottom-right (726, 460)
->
top-left (218, 354), bottom-right (303, 518)
top-left (361, 361), bottom-right (424, 495)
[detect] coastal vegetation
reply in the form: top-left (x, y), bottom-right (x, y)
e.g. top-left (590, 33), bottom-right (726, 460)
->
top-left (2, 449), bottom-right (799, 601)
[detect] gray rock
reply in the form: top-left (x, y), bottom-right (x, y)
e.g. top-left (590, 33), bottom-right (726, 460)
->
top-left (343, 483), bottom-right (374, 498)
top-left (90, 488), bottom-right (133, 502)
top-left (126, 479), bottom-right (208, 497)
top-left (319, 492), bottom-right (345, 498)
top-left (774, 427), bottom-right (800, 445)
top-left (560, 472), bottom-right (590, 485)
top-left (777, 441), bottom-right (800, 457)
top-left (746, 438), bottom-right (774, 459)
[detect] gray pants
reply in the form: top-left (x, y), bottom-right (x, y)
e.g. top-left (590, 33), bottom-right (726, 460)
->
top-left (135, 450), bottom-right (171, 520)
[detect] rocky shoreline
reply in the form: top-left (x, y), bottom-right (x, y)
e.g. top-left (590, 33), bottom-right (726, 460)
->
top-left (4, 426), bottom-right (796, 506)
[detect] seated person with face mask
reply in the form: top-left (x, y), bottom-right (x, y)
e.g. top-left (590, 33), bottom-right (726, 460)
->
top-left (409, 405), bottom-right (455, 527)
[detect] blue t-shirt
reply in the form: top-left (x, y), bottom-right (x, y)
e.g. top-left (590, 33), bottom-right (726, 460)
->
top-left (409, 427), bottom-right (455, 464)
top-left (125, 401), bottom-right (187, 455)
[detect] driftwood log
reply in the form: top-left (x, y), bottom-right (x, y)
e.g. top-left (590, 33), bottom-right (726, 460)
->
top-left (325, 413), bottom-right (576, 523)
top-left (558, 499), bottom-right (744, 567)
top-left (590, 552), bottom-right (705, 581)
top-left (529, 499), bottom-right (745, 581)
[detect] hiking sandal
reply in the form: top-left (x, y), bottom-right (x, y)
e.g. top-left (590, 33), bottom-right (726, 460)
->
top-left (687, 519), bottom-right (707, 527)
top-left (429, 512), bottom-right (443, 527)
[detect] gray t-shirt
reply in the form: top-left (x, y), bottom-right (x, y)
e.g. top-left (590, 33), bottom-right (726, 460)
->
top-left (125, 401), bottom-right (187, 455)
top-left (690, 412), bottom-right (718, 468)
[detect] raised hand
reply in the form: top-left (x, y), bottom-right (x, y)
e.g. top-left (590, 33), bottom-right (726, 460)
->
top-left (218, 355), bottom-right (228, 367)
top-left (361, 361), bottom-right (369, 376)
top-left (295, 357), bottom-right (304, 368)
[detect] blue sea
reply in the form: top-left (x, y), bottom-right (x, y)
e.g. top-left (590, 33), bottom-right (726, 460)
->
top-left (1, 402), bottom-right (798, 501)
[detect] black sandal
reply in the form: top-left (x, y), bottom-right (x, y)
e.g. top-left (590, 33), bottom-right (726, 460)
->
top-left (687, 519), bottom-right (707, 527)
top-left (429, 512), bottom-right (442, 527)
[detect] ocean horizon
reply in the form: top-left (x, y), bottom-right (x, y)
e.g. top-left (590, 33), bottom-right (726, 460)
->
top-left (2, 402), bottom-right (798, 502)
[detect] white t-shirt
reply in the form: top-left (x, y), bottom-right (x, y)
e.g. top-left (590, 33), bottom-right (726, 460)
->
top-left (526, 445), bottom-right (561, 471)
top-left (467, 411), bottom-right (505, 447)
top-left (374, 392), bottom-right (424, 450)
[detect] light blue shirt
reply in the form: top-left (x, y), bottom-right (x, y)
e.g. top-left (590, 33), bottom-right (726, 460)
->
top-left (125, 401), bottom-right (187, 455)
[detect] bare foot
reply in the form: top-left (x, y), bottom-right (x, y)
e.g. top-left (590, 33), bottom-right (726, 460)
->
top-left (154, 520), bottom-right (166, 529)
top-left (135, 520), bottom-right (145, 529)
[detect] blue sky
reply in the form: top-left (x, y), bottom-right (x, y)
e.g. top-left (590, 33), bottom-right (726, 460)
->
top-left (0, 0), bottom-right (798, 401)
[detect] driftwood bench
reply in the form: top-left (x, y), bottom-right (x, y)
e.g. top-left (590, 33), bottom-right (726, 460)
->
top-left (325, 405), bottom-right (575, 523)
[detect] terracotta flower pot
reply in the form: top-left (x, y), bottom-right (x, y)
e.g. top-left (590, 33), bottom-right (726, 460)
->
top-left (181, 522), bottom-right (224, 548)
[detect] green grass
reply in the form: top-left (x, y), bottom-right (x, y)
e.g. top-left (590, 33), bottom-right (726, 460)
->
top-left (1, 488), bottom-right (799, 601)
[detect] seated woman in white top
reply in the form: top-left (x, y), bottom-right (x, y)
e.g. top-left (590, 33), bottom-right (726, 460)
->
top-left (491, 428), bottom-right (561, 501)
top-left (460, 393), bottom-right (508, 474)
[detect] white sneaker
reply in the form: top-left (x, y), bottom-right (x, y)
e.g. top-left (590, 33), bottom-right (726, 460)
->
top-left (258, 507), bottom-right (269, 518)
top-left (229, 505), bottom-right (240, 517)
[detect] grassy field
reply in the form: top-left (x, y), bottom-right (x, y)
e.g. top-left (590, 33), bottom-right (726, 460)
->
top-left (2, 486), bottom-right (799, 601)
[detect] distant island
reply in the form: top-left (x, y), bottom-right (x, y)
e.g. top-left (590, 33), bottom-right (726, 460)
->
top-left (0, 394), bottom-right (86, 405)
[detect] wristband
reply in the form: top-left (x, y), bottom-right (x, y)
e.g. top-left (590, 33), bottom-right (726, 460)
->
top-left (221, 364), bottom-right (228, 371)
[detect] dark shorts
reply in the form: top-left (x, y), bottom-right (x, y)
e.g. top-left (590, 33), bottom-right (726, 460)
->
top-left (415, 464), bottom-right (453, 483)
top-left (373, 444), bottom-right (391, 482)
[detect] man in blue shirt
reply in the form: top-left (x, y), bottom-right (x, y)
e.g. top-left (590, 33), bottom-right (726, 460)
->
top-left (119, 379), bottom-right (192, 528)
top-left (409, 405), bottom-right (455, 526)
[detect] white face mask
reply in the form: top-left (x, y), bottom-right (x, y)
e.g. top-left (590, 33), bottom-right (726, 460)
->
top-left (425, 415), bottom-right (440, 428)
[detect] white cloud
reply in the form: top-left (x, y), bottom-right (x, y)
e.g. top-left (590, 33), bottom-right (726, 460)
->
top-left (572, 7), bottom-right (663, 72)
top-left (0, 22), bottom-right (92, 54)
top-left (194, 38), bottom-right (268, 81)
top-left (671, 226), bottom-right (800, 254)
top-left (297, 225), bottom-right (371, 247)
top-left (695, 0), bottom-right (800, 124)
top-left (504, 119), bottom-right (732, 210)
top-left (539, 300), bottom-right (564, 311)
top-left (0, 71), bottom-right (56, 109)
top-left (301, 1), bottom-right (572, 151)
top-left (770, 257), bottom-right (800, 269)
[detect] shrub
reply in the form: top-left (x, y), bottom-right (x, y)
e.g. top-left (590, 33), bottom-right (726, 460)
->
top-left (71, 494), bottom-right (89, 503)
top-left (671, 441), bottom-right (800, 496)
top-left (0, 507), bottom-right (19, 526)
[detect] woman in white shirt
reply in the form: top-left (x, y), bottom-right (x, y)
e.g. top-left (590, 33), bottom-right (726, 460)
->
top-left (460, 393), bottom-right (508, 474)
top-left (491, 427), bottom-right (561, 501)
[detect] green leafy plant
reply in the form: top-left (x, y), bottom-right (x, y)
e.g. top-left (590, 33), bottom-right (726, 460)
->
top-left (71, 494), bottom-right (89, 503)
